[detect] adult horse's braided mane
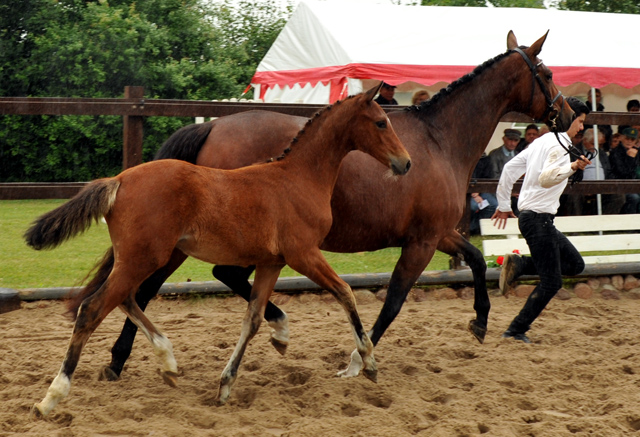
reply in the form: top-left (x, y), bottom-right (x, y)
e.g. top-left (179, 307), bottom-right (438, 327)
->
top-left (263, 96), bottom-right (354, 163)
top-left (406, 50), bottom-right (514, 116)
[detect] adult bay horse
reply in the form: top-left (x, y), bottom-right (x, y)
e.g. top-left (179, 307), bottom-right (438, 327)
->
top-left (102, 31), bottom-right (574, 380)
top-left (26, 86), bottom-right (411, 417)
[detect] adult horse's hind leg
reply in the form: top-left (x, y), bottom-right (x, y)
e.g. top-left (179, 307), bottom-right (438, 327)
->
top-left (213, 265), bottom-right (289, 355)
top-left (118, 295), bottom-right (179, 387)
top-left (216, 264), bottom-right (283, 405)
top-left (103, 249), bottom-right (188, 381)
top-left (288, 249), bottom-right (377, 383)
top-left (437, 231), bottom-right (490, 343)
top-left (338, 242), bottom-right (435, 378)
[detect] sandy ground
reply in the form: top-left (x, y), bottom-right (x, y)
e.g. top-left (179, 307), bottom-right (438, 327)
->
top-left (2, 288), bottom-right (640, 436)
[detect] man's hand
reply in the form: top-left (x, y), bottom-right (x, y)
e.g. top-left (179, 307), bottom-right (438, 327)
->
top-left (571, 155), bottom-right (592, 171)
top-left (491, 209), bottom-right (516, 230)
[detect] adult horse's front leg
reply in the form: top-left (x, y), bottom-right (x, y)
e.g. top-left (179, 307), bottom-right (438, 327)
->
top-left (289, 249), bottom-right (377, 383)
top-left (338, 242), bottom-right (435, 378)
top-left (103, 249), bottom-right (188, 381)
top-left (216, 264), bottom-right (283, 405)
top-left (437, 231), bottom-right (490, 343)
top-left (212, 265), bottom-right (289, 355)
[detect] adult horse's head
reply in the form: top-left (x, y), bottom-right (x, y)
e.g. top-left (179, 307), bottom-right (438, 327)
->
top-left (507, 30), bottom-right (574, 133)
top-left (349, 84), bottom-right (412, 175)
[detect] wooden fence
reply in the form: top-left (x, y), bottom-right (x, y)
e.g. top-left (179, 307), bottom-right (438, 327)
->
top-left (2, 86), bottom-right (640, 202)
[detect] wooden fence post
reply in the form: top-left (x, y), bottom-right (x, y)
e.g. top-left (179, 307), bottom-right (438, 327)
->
top-left (123, 86), bottom-right (144, 169)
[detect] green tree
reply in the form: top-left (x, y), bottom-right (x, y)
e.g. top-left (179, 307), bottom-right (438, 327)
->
top-left (0, 0), bottom-right (289, 182)
top-left (419, 0), bottom-right (544, 6)
top-left (550, 0), bottom-right (639, 13)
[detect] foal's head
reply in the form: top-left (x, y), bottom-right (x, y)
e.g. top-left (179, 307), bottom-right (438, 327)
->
top-left (507, 31), bottom-right (575, 133)
top-left (346, 84), bottom-right (411, 175)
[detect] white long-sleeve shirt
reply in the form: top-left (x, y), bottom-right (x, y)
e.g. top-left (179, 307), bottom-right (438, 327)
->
top-left (496, 132), bottom-right (576, 215)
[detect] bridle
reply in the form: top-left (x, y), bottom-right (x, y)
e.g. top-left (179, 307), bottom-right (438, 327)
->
top-left (513, 47), bottom-right (593, 169)
top-left (513, 47), bottom-right (564, 130)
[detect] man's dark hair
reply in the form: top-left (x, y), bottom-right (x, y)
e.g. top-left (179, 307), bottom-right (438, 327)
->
top-left (525, 123), bottom-right (539, 131)
top-left (567, 97), bottom-right (590, 117)
top-left (627, 99), bottom-right (640, 111)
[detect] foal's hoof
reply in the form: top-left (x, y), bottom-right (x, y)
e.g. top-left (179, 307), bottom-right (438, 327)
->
top-left (98, 366), bottom-right (120, 382)
top-left (31, 403), bottom-right (46, 419)
top-left (270, 336), bottom-right (288, 356)
top-left (468, 319), bottom-right (487, 344)
top-left (159, 370), bottom-right (179, 388)
top-left (362, 367), bottom-right (378, 384)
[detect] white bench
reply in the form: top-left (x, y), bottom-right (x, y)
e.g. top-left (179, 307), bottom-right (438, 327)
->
top-left (479, 214), bottom-right (640, 265)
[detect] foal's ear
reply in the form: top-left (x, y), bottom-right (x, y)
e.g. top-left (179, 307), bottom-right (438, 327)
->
top-left (365, 82), bottom-right (383, 102)
top-left (528, 30), bottom-right (549, 57)
top-left (506, 30), bottom-right (518, 51)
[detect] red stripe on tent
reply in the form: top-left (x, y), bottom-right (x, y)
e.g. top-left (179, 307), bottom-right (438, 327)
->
top-left (252, 64), bottom-right (640, 90)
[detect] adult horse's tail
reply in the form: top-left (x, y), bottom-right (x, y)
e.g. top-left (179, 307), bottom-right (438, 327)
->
top-left (24, 179), bottom-right (120, 250)
top-left (154, 121), bottom-right (212, 163)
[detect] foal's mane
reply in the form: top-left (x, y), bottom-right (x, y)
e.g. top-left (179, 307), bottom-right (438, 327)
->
top-left (406, 49), bottom-right (519, 116)
top-left (263, 95), bottom-right (356, 164)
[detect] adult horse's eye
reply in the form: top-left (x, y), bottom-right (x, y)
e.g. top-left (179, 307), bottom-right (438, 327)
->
top-left (375, 120), bottom-right (387, 129)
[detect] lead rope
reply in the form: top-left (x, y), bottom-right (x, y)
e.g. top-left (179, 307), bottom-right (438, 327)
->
top-left (553, 131), bottom-right (597, 185)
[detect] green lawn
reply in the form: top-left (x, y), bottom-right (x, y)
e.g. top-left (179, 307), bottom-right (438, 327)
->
top-left (1, 199), bottom-right (461, 289)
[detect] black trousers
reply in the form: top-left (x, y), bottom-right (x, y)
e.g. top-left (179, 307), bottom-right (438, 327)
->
top-left (508, 210), bottom-right (585, 334)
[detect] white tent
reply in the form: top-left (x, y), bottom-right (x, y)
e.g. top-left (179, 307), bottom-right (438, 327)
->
top-left (250, 1), bottom-right (640, 106)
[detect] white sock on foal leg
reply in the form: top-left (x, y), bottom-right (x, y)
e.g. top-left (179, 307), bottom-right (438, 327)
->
top-left (33, 372), bottom-right (71, 417)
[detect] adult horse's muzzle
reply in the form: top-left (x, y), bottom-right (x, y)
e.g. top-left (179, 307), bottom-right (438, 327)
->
top-left (390, 157), bottom-right (412, 175)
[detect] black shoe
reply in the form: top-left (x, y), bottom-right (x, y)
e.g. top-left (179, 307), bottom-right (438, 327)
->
top-left (499, 254), bottom-right (523, 295)
top-left (502, 330), bottom-right (531, 344)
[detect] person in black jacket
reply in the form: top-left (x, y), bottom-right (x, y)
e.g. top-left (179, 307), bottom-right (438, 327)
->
top-left (374, 83), bottom-right (398, 105)
top-left (609, 127), bottom-right (640, 213)
top-left (469, 153), bottom-right (498, 235)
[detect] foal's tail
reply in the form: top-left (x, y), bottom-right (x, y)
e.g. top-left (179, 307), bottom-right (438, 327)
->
top-left (24, 178), bottom-right (120, 251)
top-left (154, 121), bottom-right (212, 163)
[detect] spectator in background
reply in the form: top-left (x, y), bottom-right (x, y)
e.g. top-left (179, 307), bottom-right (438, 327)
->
top-left (539, 125), bottom-right (550, 136)
top-left (469, 153), bottom-right (498, 235)
top-left (515, 124), bottom-right (539, 154)
top-left (489, 129), bottom-right (521, 178)
top-left (584, 88), bottom-right (612, 151)
top-left (610, 127), bottom-right (640, 213)
top-left (586, 88), bottom-right (604, 111)
top-left (375, 83), bottom-right (398, 105)
top-left (617, 99), bottom-right (640, 136)
top-left (411, 90), bottom-right (430, 106)
top-left (489, 128), bottom-right (521, 214)
top-left (577, 128), bottom-right (623, 215)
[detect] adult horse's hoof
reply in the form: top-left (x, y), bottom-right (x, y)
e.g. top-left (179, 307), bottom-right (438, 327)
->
top-left (270, 336), bottom-right (288, 356)
top-left (468, 319), bottom-right (487, 344)
top-left (98, 366), bottom-right (120, 381)
top-left (362, 367), bottom-right (378, 384)
top-left (159, 370), bottom-right (179, 388)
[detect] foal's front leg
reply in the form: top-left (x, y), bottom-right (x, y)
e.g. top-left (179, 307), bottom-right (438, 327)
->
top-left (216, 264), bottom-right (283, 405)
top-left (288, 249), bottom-right (377, 383)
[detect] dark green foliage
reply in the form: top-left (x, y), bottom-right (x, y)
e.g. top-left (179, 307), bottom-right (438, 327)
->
top-left (0, 0), bottom-right (289, 181)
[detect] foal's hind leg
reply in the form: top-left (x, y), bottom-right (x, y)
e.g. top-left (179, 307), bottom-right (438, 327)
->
top-left (287, 249), bottom-right (377, 383)
top-left (103, 249), bottom-right (188, 381)
top-left (213, 265), bottom-right (289, 355)
top-left (118, 295), bottom-right (179, 387)
top-left (438, 231), bottom-right (490, 343)
top-left (217, 264), bottom-right (283, 405)
top-left (33, 280), bottom-right (129, 418)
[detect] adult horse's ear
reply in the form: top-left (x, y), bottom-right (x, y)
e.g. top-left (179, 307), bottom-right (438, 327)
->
top-left (506, 30), bottom-right (518, 50)
top-left (365, 83), bottom-right (383, 102)
top-left (528, 30), bottom-right (549, 57)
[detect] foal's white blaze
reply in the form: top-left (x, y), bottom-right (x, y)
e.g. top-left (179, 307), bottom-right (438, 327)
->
top-left (34, 372), bottom-right (71, 417)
